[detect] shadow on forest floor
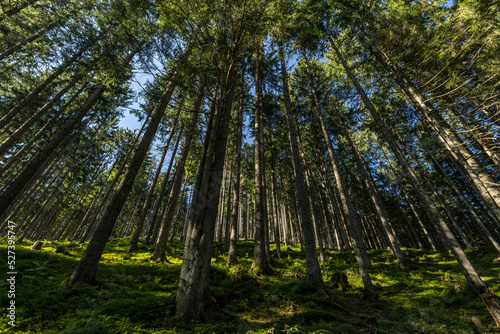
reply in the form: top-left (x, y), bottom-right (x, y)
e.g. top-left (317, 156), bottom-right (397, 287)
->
top-left (1, 238), bottom-right (500, 333)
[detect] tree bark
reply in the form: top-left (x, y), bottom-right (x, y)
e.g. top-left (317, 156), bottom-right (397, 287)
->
top-left (175, 42), bottom-right (239, 321)
top-left (151, 81), bottom-right (204, 262)
top-left (227, 66), bottom-right (245, 267)
top-left (424, 146), bottom-right (500, 253)
top-left (279, 43), bottom-right (322, 284)
top-left (270, 168), bottom-right (282, 260)
top-left (127, 100), bottom-right (183, 252)
top-left (251, 44), bottom-right (272, 275)
top-left (334, 106), bottom-right (408, 268)
top-left (145, 126), bottom-right (183, 245)
top-left (80, 118), bottom-right (147, 244)
top-left (66, 40), bottom-right (193, 285)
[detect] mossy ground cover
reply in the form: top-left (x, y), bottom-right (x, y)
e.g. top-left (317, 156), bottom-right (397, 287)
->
top-left (1, 238), bottom-right (499, 333)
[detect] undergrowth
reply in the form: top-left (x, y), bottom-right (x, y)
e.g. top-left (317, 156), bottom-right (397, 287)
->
top-left (1, 238), bottom-right (499, 333)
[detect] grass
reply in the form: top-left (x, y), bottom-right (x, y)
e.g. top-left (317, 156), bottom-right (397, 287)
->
top-left (1, 238), bottom-right (500, 333)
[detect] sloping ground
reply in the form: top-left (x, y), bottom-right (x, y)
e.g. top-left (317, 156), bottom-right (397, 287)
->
top-left (1, 238), bottom-right (499, 333)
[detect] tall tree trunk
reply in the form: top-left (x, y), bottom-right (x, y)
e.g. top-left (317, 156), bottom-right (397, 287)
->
top-left (304, 164), bottom-right (326, 262)
top-left (181, 86), bottom-right (218, 242)
top-left (145, 126), bottom-right (183, 245)
top-left (217, 156), bottom-right (229, 248)
top-left (80, 118), bottom-right (147, 244)
top-left (175, 42), bottom-right (239, 321)
top-left (270, 168), bottom-right (282, 260)
top-left (179, 187), bottom-right (192, 243)
top-left (171, 174), bottom-right (188, 244)
top-left (422, 140), bottom-right (500, 254)
top-left (227, 71), bottom-right (244, 266)
top-left (244, 175), bottom-right (249, 241)
top-left (127, 100), bottom-right (183, 252)
top-left (359, 34), bottom-right (500, 221)
top-left (316, 166), bottom-right (347, 254)
top-left (279, 43), bottom-right (322, 283)
top-left (328, 34), bottom-right (452, 244)
top-left (323, 169), bottom-right (354, 259)
top-left (334, 105), bottom-right (408, 268)
top-left (151, 81), bottom-right (204, 262)
top-left (280, 181), bottom-right (289, 246)
top-left (224, 164), bottom-right (233, 252)
top-left (65, 39), bottom-right (193, 286)
top-left (251, 44), bottom-right (272, 275)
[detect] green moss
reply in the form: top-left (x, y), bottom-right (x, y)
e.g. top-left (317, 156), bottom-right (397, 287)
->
top-left (0, 239), bottom-right (499, 333)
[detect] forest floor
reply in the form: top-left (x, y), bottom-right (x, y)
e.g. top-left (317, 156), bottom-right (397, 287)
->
top-left (1, 238), bottom-right (500, 333)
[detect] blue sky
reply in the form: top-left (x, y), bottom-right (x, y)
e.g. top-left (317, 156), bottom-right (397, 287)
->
top-left (118, 109), bottom-right (141, 130)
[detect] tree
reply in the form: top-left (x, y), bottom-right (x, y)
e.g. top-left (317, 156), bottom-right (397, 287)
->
top-left (66, 33), bottom-right (195, 285)
top-left (227, 60), bottom-right (246, 267)
top-left (251, 43), bottom-right (272, 275)
top-left (150, 78), bottom-right (205, 262)
top-left (278, 41), bottom-right (322, 284)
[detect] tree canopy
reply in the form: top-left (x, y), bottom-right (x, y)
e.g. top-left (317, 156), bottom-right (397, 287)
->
top-left (1, 0), bottom-right (500, 329)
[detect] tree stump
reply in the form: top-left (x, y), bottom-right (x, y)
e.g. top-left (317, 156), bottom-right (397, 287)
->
top-left (327, 272), bottom-right (351, 291)
top-left (31, 241), bottom-right (43, 250)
